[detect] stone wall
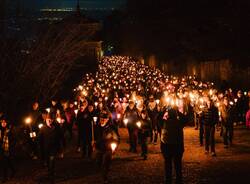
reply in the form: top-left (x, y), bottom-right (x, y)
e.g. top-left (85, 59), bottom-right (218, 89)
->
top-left (198, 59), bottom-right (249, 88)
top-left (142, 55), bottom-right (250, 88)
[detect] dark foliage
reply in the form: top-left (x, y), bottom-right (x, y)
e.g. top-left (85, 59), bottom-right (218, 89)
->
top-left (0, 17), bottom-right (99, 123)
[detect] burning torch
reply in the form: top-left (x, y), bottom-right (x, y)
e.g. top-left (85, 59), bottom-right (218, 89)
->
top-left (110, 142), bottom-right (118, 153)
top-left (25, 117), bottom-right (36, 138)
top-left (92, 116), bottom-right (98, 148)
top-left (38, 123), bottom-right (44, 129)
top-left (123, 118), bottom-right (129, 126)
top-left (117, 113), bottom-right (121, 120)
top-left (136, 121), bottom-right (142, 129)
top-left (94, 102), bottom-right (98, 108)
top-left (46, 108), bottom-right (51, 113)
top-left (156, 99), bottom-right (160, 105)
top-left (74, 109), bottom-right (79, 116)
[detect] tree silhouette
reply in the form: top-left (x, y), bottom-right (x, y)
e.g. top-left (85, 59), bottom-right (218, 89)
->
top-left (0, 16), bottom-right (101, 121)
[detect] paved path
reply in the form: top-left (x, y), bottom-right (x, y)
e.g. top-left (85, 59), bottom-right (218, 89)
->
top-left (4, 127), bottom-right (250, 184)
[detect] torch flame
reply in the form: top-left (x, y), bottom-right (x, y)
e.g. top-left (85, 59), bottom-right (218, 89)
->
top-left (46, 108), bottom-right (50, 113)
top-left (136, 121), bottom-right (142, 128)
top-left (38, 124), bottom-right (44, 129)
top-left (111, 142), bottom-right (117, 152)
top-left (74, 109), bottom-right (79, 115)
top-left (56, 117), bottom-right (62, 123)
top-left (78, 85), bottom-right (83, 90)
top-left (117, 114), bottom-right (121, 119)
top-left (123, 118), bottom-right (128, 126)
top-left (25, 117), bottom-right (32, 125)
top-left (93, 117), bottom-right (98, 122)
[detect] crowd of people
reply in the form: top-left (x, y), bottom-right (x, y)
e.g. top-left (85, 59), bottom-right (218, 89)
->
top-left (1, 56), bottom-right (250, 184)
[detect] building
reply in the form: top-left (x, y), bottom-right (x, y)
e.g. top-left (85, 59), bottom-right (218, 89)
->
top-left (39, 1), bottom-right (103, 62)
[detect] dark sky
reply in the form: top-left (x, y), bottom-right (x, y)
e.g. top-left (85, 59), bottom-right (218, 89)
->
top-left (23, 0), bottom-right (126, 9)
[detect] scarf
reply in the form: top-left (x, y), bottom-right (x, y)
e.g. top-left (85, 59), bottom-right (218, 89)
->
top-left (0, 129), bottom-right (10, 154)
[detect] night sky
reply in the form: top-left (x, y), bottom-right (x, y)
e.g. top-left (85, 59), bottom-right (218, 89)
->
top-left (23, 0), bottom-right (126, 9)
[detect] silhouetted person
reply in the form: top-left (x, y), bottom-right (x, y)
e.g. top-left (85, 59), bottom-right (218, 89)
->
top-left (201, 100), bottom-right (219, 156)
top-left (39, 115), bottom-right (61, 183)
top-left (161, 108), bottom-right (186, 184)
top-left (0, 117), bottom-right (15, 183)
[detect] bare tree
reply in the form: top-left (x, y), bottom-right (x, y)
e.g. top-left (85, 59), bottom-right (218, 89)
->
top-left (27, 19), bottom-right (100, 101)
top-left (0, 17), bottom-right (101, 120)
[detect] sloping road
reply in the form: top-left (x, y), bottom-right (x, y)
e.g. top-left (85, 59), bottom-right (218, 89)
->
top-left (5, 127), bottom-right (250, 184)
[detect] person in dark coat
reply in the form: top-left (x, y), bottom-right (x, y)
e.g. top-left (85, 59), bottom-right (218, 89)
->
top-left (221, 98), bottom-right (235, 148)
top-left (147, 96), bottom-right (159, 144)
top-left (39, 114), bottom-right (61, 183)
top-left (49, 100), bottom-right (59, 120)
top-left (138, 110), bottom-right (152, 160)
top-left (28, 102), bottom-right (41, 160)
top-left (123, 101), bottom-right (139, 153)
top-left (37, 110), bottom-right (48, 164)
top-left (64, 101), bottom-right (76, 140)
top-left (0, 117), bottom-right (15, 183)
top-left (235, 90), bottom-right (248, 124)
top-left (94, 112), bottom-right (119, 184)
top-left (80, 103), bottom-right (96, 158)
top-left (76, 101), bottom-right (88, 152)
top-left (201, 100), bottom-right (219, 156)
top-left (160, 108), bottom-right (186, 184)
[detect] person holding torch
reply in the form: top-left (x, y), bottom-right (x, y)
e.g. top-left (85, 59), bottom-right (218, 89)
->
top-left (80, 102), bottom-right (96, 158)
top-left (220, 97), bottom-right (235, 148)
top-left (76, 101), bottom-right (88, 152)
top-left (160, 108), bottom-right (186, 184)
top-left (0, 116), bottom-right (15, 183)
top-left (201, 99), bottom-right (219, 156)
top-left (147, 95), bottom-right (159, 144)
top-left (24, 115), bottom-right (39, 160)
top-left (93, 111), bottom-right (119, 184)
top-left (39, 114), bottom-right (61, 183)
top-left (124, 101), bottom-right (140, 153)
top-left (37, 110), bottom-right (49, 164)
top-left (22, 102), bottom-right (41, 161)
top-left (64, 101), bottom-right (76, 140)
top-left (138, 110), bottom-right (152, 160)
